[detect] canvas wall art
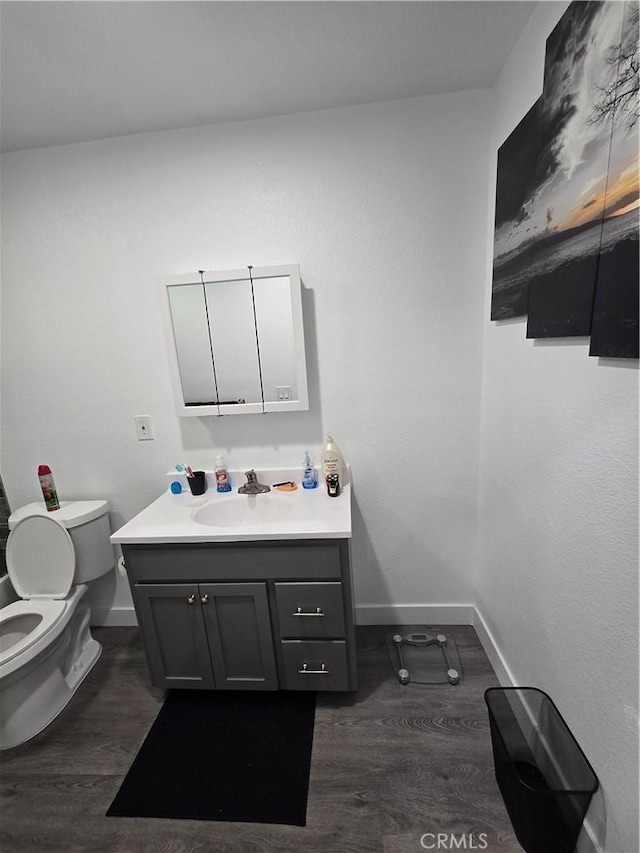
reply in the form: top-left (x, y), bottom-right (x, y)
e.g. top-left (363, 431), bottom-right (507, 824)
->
top-left (589, 1), bottom-right (640, 358)
top-left (491, 98), bottom-right (542, 321)
top-left (491, 0), bottom-right (639, 359)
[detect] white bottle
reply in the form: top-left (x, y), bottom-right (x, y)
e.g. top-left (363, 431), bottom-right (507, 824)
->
top-left (321, 434), bottom-right (344, 485)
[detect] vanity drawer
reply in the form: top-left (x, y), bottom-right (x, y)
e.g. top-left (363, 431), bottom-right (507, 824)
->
top-left (275, 582), bottom-right (345, 638)
top-left (280, 640), bottom-right (349, 691)
top-left (123, 542), bottom-right (343, 583)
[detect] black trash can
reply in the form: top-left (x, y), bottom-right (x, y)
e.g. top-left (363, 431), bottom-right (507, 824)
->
top-left (485, 687), bottom-right (598, 853)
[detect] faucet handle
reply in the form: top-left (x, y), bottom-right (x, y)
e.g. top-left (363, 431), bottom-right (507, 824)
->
top-left (238, 469), bottom-right (271, 494)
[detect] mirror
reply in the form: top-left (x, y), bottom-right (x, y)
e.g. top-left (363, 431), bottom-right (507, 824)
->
top-left (160, 264), bottom-right (309, 416)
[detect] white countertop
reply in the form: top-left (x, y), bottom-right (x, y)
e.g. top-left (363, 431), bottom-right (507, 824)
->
top-left (110, 468), bottom-right (351, 544)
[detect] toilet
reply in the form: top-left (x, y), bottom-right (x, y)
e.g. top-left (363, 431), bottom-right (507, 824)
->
top-left (0, 500), bottom-right (114, 750)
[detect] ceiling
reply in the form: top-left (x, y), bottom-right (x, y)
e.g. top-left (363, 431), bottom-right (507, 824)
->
top-left (0, 1), bottom-right (537, 153)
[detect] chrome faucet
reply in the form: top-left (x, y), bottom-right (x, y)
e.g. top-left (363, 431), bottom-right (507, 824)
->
top-left (237, 470), bottom-right (271, 495)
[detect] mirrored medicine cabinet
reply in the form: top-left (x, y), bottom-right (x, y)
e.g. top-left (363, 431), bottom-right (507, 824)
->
top-left (160, 264), bottom-right (309, 416)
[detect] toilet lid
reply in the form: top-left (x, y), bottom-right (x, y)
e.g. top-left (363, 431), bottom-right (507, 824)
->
top-left (6, 514), bottom-right (75, 599)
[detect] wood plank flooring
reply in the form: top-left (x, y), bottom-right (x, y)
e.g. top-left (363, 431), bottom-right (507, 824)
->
top-left (0, 626), bottom-right (521, 853)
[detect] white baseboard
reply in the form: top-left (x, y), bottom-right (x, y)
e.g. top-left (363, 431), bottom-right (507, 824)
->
top-left (355, 603), bottom-right (475, 625)
top-left (91, 606), bottom-right (138, 627)
top-left (472, 606), bottom-right (517, 687)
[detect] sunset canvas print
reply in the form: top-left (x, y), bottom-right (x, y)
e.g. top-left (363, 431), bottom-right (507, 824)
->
top-left (490, 98), bottom-right (542, 320)
top-left (526, 0), bottom-right (626, 339)
top-left (491, 0), bottom-right (639, 358)
top-left (589, 1), bottom-right (639, 358)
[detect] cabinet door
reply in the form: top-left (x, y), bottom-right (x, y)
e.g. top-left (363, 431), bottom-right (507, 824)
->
top-left (200, 582), bottom-right (278, 690)
top-left (134, 584), bottom-right (215, 689)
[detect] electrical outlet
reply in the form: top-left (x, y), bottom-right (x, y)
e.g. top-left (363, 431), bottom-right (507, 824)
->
top-left (276, 386), bottom-right (292, 401)
top-left (134, 415), bottom-right (154, 440)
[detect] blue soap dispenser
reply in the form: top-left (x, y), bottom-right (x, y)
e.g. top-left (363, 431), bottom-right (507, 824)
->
top-left (302, 450), bottom-right (318, 489)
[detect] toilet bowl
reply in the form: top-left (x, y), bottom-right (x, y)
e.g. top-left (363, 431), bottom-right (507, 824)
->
top-left (0, 500), bottom-right (114, 749)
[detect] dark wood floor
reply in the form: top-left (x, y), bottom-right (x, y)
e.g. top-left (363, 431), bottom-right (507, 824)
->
top-left (0, 626), bottom-right (520, 853)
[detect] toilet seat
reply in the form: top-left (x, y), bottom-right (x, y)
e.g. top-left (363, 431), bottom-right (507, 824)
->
top-left (0, 599), bottom-right (68, 666)
top-left (6, 514), bottom-right (75, 600)
top-left (1, 514), bottom-right (76, 670)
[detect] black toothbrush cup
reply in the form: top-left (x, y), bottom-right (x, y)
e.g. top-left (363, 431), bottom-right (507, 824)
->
top-left (188, 471), bottom-right (207, 496)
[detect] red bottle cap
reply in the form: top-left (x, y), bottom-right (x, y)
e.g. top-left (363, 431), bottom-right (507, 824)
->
top-left (38, 465), bottom-right (52, 475)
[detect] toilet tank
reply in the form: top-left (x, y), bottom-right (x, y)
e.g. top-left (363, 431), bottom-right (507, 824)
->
top-left (8, 501), bottom-right (115, 584)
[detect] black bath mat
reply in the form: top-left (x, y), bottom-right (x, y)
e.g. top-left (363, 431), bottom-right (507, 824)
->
top-left (107, 689), bottom-right (316, 826)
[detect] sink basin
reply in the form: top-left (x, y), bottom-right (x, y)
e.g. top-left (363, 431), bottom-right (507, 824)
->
top-left (193, 495), bottom-right (294, 528)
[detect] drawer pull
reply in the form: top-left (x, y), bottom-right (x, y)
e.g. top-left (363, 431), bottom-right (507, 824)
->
top-left (187, 594), bottom-right (196, 605)
top-left (201, 594), bottom-right (209, 604)
top-left (298, 662), bottom-right (329, 675)
top-left (292, 606), bottom-right (325, 617)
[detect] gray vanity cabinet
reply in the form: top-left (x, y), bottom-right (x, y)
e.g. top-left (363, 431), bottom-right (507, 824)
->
top-left (122, 539), bottom-right (357, 693)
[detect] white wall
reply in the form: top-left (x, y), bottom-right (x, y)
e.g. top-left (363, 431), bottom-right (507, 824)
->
top-left (0, 89), bottom-right (491, 623)
top-left (477, 4), bottom-right (639, 852)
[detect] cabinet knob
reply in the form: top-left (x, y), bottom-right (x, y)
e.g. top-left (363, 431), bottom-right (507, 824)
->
top-left (201, 594), bottom-right (209, 604)
top-left (187, 593), bottom-right (196, 605)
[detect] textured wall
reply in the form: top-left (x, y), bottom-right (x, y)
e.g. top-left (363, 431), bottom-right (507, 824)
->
top-left (0, 89), bottom-right (491, 620)
top-left (477, 3), bottom-right (639, 852)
